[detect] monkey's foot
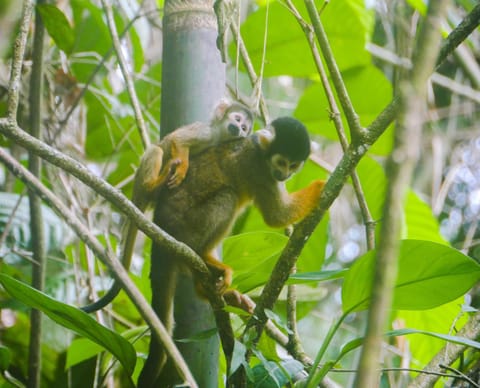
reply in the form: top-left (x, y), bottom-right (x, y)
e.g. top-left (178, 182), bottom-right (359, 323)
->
top-left (223, 289), bottom-right (255, 314)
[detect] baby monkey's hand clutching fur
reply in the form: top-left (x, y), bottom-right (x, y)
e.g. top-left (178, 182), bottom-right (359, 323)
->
top-left (138, 116), bottom-right (325, 386)
top-left (80, 100), bottom-right (253, 313)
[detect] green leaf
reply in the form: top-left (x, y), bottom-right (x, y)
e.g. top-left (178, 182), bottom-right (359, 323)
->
top-left (0, 346), bottom-right (11, 372)
top-left (237, 0), bottom-right (372, 77)
top-left (342, 240), bottom-right (480, 312)
top-left (405, 191), bottom-right (447, 244)
top-left (296, 65), bottom-right (393, 155)
top-left (66, 338), bottom-right (103, 369)
top-left (0, 275), bottom-right (136, 375)
top-left (37, 4), bottom-right (74, 54)
top-left (223, 232), bottom-right (288, 293)
top-left (176, 328), bottom-right (218, 343)
top-left (251, 359), bottom-right (304, 388)
top-left (338, 327), bottom-right (480, 362)
top-left (0, 193), bottom-right (71, 258)
top-left (397, 299), bottom-right (469, 365)
top-left (288, 269), bottom-right (347, 284)
top-left (230, 340), bottom-right (247, 376)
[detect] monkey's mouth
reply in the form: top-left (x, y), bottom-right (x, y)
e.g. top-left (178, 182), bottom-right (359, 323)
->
top-left (273, 170), bottom-right (290, 181)
top-left (228, 123), bottom-right (240, 136)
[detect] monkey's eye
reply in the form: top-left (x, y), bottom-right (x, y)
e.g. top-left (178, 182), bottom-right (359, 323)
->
top-left (234, 114), bottom-right (242, 122)
top-left (241, 124), bottom-right (247, 131)
top-left (276, 159), bottom-right (287, 168)
top-left (290, 162), bottom-right (300, 170)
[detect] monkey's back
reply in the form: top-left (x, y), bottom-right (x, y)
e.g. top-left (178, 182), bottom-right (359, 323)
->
top-left (153, 136), bottom-right (271, 255)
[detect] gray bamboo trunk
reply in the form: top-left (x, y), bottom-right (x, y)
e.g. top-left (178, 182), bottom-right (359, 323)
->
top-left (157, 0), bottom-right (225, 386)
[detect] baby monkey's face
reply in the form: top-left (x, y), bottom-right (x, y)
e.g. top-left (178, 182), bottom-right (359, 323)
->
top-left (225, 108), bottom-right (253, 137)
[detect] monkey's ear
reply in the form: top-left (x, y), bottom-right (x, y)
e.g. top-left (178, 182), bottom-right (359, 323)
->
top-left (212, 98), bottom-right (231, 120)
top-left (255, 128), bottom-right (274, 150)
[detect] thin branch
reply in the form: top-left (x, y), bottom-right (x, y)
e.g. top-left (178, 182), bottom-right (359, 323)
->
top-left (354, 2), bottom-right (450, 387)
top-left (101, 0), bottom-right (150, 149)
top-left (408, 311), bottom-right (480, 388)
top-left (27, 2), bottom-right (46, 386)
top-left (243, 0), bottom-right (478, 349)
top-left (304, 0), bottom-right (366, 141)
top-left (229, 21), bottom-right (269, 124)
top-left (7, 0), bottom-right (34, 119)
top-left (0, 147), bottom-right (197, 387)
top-left (283, 0), bottom-right (375, 250)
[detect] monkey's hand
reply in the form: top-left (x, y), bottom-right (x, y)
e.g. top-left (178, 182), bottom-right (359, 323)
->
top-left (167, 159), bottom-right (188, 188)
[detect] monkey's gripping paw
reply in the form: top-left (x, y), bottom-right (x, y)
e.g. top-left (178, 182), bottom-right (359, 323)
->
top-left (223, 289), bottom-right (255, 314)
top-left (167, 159), bottom-right (187, 188)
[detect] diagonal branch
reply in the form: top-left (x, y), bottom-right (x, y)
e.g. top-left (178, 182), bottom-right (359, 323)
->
top-left (101, 0), bottom-right (150, 149)
top-left (244, 2), bottom-right (480, 346)
top-left (0, 147), bottom-right (197, 387)
top-left (355, 1), bottom-right (450, 386)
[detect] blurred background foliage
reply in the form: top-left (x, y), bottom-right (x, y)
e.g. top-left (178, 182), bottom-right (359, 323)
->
top-left (0, 0), bottom-right (479, 386)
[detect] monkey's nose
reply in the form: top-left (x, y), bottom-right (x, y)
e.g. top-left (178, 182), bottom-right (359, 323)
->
top-left (274, 170), bottom-right (289, 181)
top-left (228, 123), bottom-right (240, 136)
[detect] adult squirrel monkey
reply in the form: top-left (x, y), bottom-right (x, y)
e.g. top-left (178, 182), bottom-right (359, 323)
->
top-left (81, 101), bottom-right (253, 313)
top-left (138, 117), bottom-right (325, 385)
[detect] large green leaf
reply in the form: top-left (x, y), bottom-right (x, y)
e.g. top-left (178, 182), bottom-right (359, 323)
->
top-left (237, 0), bottom-right (372, 77)
top-left (37, 4), bottom-right (74, 54)
top-left (250, 359), bottom-right (304, 388)
top-left (295, 65), bottom-right (393, 155)
top-left (405, 191), bottom-right (447, 245)
top-left (342, 240), bottom-right (480, 312)
top-left (337, 327), bottom-right (480, 363)
top-left (0, 275), bottom-right (136, 376)
top-left (224, 232), bottom-right (288, 293)
top-left (397, 298), bottom-right (468, 366)
top-left (0, 193), bottom-right (70, 259)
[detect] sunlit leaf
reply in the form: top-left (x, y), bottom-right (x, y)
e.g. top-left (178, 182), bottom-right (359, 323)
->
top-left (37, 4), bottom-right (74, 54)
top-left (0, 275), bottom-right (136, 375)
top-left (237, 0), bottom-right (372, 76)
top-left (224, 232), bottom-right (288, 293)
top-left (342, 240), bottom-right (480, 312)
top-left (296, 65), bottom-right (393, 155)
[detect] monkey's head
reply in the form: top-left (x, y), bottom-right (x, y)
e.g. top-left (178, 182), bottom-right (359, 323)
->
top-left (257, 117), bottom-right (311, 181)
top-left (212, 100), bottom-right (254, 138)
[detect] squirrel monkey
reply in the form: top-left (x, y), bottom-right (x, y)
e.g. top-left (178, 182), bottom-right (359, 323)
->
top-left (138, 117), bottom-right (325, 385)
top-left (81, 101), bottom-right (253, 313)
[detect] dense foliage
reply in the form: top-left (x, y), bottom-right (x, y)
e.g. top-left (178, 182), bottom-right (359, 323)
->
top-left (0, 0), bottom-right (479, 387)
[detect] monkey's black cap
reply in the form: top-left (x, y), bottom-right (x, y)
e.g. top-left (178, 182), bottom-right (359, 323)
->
top-left (269, 117), bottom-right (311, 162)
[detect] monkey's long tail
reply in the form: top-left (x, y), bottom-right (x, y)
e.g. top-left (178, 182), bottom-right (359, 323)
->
top-left (80, 222), bottom-right (138, 313)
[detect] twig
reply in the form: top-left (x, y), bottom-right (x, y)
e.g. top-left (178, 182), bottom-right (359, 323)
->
top-left (0, 147), bottom-right (197, 387)
top-left (408, 311), bottom-right (480, 388)
top-left (6, 0), bottom-right (34, 119)
top-left (439, 364), bottom-right (480, 388)
top-left (243, 0), bottom-right (477, 351)
top-left (27, 2), bottom-right (47, 386)
top-left (101, 0), bottom-right (150, 149)
top-left (304, 0), bottom-right (366, 141)
top-left (283, 0), bottom-right (375, 249)
top-left (354, 2), bottom-right (450, 387)
top-left (229, 21), bottom-right (269, 124)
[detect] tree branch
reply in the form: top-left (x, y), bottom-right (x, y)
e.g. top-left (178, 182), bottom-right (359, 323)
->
top-left (0, 147), bottom-right (198, 388)
top-left (354, 1), bottom-right (450, 387)
top-left (101, 0), bottom-right (150, 149)
top-left (245, 0), bottom-right (478, 348)
top-left (409, 311), bottom-right (480, 387)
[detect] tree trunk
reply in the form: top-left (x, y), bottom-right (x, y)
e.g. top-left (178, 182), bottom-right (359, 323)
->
top-left (156, 0), bottom-right (225, 386)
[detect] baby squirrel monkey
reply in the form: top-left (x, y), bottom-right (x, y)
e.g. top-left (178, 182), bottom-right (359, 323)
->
top-left (138, 117), bottom-right (325, 385)
top-left (81, 100), bottom-right (253, 313)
